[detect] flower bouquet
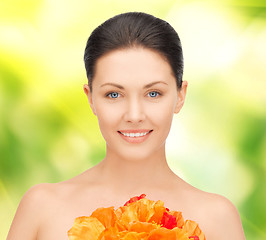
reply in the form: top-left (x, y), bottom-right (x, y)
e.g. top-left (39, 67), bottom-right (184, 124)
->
top-left (68, 194), bottom-right (206, 240)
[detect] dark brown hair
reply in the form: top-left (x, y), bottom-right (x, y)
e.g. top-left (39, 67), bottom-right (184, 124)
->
top-left (84, 12), bottom-right (183, 91)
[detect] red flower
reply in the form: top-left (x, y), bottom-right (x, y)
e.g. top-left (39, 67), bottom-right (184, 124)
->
top-left (124, 194), bottom-right (146, 206)
top-left (189, 236), bottom-right (199, 240)
top-left (160, 211), bottom-right (177, 229)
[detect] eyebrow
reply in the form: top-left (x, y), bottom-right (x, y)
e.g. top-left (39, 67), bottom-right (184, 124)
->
top-left (100, 81), bottom-right (168, 89)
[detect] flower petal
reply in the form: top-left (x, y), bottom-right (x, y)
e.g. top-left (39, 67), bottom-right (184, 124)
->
top-left (183, 220), bottom-right (206, 240)
top-left (118, 199), bottom-right (156, 228)
top-left (97, 226), bottom-right (120, 240)
top-left (121, 232), bottom-right (149, 240)
top-left (160, 212), bottom-right (177, 229)
top-left (67, 216), bottom-right (105, 240)
top-left (148, 200), bottom-right (166, 224)
top-left (90, 207), bottom-right (117, 229)
top-left (147, 227), bottom-right (181, 240)
top-left (129, 221), bottom-right (159, 233)
top-left (168, 211), bottom-right (185, 228)
top-left (124, 194), bottom-right (146, 206)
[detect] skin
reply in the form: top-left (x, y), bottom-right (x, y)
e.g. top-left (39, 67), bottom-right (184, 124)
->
top-left (7, 47), bottom-right (246, 240)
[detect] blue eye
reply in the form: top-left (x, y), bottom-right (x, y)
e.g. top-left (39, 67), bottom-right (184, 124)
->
top-left (148, 91), bottom-right (160, 98)
top-left (107, 92), bottom-right (120, 98)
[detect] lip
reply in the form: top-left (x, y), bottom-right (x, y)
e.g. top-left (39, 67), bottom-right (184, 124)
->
top-left (118, 129), bottom-right (152, 133)
top-left (118, 129), bottom-right (153, 143)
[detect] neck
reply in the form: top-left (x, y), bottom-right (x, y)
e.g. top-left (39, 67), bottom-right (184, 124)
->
top-left (95, 144), bottom-right (176, 195)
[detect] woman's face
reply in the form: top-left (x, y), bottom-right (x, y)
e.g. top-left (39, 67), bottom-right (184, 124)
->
top-left (84, 47), bottom-right (187, 161)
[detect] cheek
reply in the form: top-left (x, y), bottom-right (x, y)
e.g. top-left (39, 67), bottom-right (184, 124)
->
top-left (146, 100), bottom-right (175, 137)
top-left (148, 98), bottom-right (175, 123)
top-left (94, 101), bottom-right (122, 130)
top-left (157, 108), bottom-right (174, 131)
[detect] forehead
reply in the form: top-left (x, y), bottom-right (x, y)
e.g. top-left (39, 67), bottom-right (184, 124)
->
top-left (93, 47), bottom-right (175, 88)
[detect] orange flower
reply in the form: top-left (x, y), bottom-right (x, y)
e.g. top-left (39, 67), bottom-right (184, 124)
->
top-left (184, 220), bottom-right (205, 240)
top-left (68, 194), bottom-right (206, 240)
top-left (68, 216), bottom-right (105, 240)
top-left (90, 207), bottom-right (117, 229)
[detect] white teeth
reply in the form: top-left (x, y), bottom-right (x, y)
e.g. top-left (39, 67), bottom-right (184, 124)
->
top-left (120, 131), bottom-right (150, 137)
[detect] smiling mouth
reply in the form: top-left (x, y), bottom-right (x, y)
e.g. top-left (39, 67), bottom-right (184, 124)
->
top-left (118, 130), bottom-right (153, 138)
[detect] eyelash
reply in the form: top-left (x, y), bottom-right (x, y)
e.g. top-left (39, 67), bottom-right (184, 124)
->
top-left (105, 91), bottom-right (162, 99)
top-left (148, 91), bottom-right (161, 98)
top-left (106, 92), bottom-right (121, 99)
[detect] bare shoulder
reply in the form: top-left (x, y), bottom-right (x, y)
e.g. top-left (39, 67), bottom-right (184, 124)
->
top-left (7, 183), bottom-right (59, 240)
top-left (197, 190), bottom-right (246, 239)
top-left (7, 174), bottom-right (99, 240)
top-left (18, 182), bottom-right (60, 206)
top-left (171, 179), bottom-right (246, 240)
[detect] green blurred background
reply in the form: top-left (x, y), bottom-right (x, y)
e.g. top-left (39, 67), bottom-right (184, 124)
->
top-left (0, 0), bottom-right (265, 239)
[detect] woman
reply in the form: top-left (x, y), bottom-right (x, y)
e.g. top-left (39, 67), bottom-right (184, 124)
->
top-left (7, 12), bottom-right (245, 239)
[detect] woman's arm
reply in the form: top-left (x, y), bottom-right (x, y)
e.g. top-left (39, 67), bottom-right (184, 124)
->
top-left (7, 184), bottom-right (47, 240)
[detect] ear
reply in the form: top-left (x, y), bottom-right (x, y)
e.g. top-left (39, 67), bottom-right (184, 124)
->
top-left (83, 84), bottom-right (96, 115)
top-left (174, 80), bottom-right (188, 114)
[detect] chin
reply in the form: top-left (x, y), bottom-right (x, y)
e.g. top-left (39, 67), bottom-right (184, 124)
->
top-left (117, 145), bottom-right (161, 162)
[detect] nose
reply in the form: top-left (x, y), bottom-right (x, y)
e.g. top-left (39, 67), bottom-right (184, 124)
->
top-left (123, 97), bottom-right (146, 123)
